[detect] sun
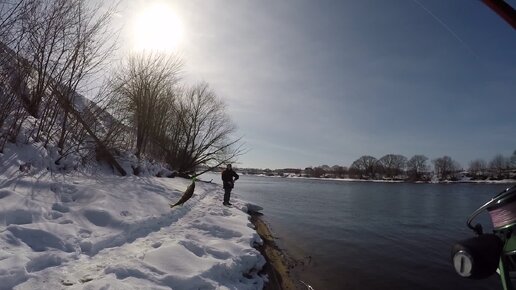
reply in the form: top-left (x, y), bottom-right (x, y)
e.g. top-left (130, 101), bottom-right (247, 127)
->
top-left (132, 3), bottom-right (183, 52)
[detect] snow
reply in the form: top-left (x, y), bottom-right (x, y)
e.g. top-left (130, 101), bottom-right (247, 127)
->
top-left (0, 142), bottom-right (266, 290)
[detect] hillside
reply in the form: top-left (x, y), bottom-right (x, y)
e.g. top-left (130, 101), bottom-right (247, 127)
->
top-left (0, 142), bottom-right (265, 289)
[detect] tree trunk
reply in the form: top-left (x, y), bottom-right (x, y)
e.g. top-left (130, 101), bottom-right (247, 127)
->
top-left (52, 84), bottom-right (126, 176)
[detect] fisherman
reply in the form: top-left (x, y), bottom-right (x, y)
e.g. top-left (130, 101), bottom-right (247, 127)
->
top-left (221, 164), bottom-right (239, 206)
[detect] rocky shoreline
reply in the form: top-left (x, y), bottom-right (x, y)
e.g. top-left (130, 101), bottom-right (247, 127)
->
top-left (249, 210), bottom-right (306, 290)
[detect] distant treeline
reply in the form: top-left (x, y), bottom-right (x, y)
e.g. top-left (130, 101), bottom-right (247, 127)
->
top-left (242, 152), bottom-right (516, 182)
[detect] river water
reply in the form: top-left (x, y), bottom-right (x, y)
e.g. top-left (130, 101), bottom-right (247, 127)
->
top-left (204, 173), bottom-right (512, 290)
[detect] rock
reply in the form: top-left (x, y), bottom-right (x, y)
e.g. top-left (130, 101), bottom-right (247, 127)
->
top-left (245, 203), bottom-right (264, 214)
top-left (19, 162), bottom-right (31, 173)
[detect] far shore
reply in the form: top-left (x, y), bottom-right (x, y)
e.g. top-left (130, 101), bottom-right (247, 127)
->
top-left (243, 174), bottom-right (516, 184)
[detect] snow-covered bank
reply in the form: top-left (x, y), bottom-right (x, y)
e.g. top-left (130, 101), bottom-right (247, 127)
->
top-left (0, 146), bottom-right (266, 289)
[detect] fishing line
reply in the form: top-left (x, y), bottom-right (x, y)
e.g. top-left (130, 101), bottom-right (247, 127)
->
top-left (411, 0), bottom-right (481, 60)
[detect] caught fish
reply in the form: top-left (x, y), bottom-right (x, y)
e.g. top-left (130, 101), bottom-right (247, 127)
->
top-left (170, 179), bottom-right (196, 208)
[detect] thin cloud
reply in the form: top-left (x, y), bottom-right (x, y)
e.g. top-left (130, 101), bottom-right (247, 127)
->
top-left (412, 0), bottom-right (480, 60)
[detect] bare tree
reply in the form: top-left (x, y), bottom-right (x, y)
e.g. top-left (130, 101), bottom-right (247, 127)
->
top-left (1, 2), bottom-right (245, 176)
top-left (0, 1), bottom-right (30, 149)
top-left (0, 0), bottom-right (126, 175)
top-left (433, 156), bottom-right (460, 181)
top-left (0, 84), bottom-right (26, 151)
top-left (86, 84), bottom-right (131, 150)
top-left (0, 1), bottom-right (24, 53)
top-left (160, 82), bottom-right (244, 174)
top-left (9, 0), bottom-right (77, 117)
top-left (107, 55), bottom-right (244, 175)
top-left (378, 154), bottom-right (407, 178)
top-left (312, 166), bottom-right (326, 178)
top-left (510, 150), bottom-right (516, 170)
top-left (331, 165), bottom-right (347, 178)
top-left (489, 154), bottom-right (509, 179)
top-left (53, 1), bottom-right (119, 153)
top-left (3, 0), bottom-right (117, 142)
top-left (350, 155), bottom-right (378, 179)
top-left (407, 155), bottom-right (429, 181)
top-left (468, 159), bottom-right (487, 179)
top-left (303, 167), bottom-right (314, 177)
top-left (110, 52), bottom-right (182, 159)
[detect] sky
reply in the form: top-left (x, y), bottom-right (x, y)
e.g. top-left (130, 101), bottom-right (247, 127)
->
top-left (115, 0), bottom-right (516, 169)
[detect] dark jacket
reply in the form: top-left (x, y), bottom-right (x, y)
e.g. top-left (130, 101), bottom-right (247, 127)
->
top-left (222, 169), bottom-right (239, 189)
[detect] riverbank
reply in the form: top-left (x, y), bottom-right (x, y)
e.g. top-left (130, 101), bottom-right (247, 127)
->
top-left (0, 143), bottom-right (267, 289)
top-left (247, 174), bottom-right (516, 184)
top-left (248, 210), bottom-right (303, 290)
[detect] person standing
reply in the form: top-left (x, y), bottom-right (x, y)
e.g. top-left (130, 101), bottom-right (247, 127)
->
top-left (221, 164), bottom-right (239, 206)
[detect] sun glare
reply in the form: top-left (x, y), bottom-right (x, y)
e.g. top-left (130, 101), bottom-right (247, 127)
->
top-left (132, 3), bottom-right (183, 52)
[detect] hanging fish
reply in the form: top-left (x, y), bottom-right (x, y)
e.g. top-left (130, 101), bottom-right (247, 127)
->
top-left (170, 178), bottom-right (196, 208)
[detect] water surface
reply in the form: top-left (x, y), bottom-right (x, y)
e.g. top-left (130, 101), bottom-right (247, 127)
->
top-left (204, 173), bottom-right (510, 290)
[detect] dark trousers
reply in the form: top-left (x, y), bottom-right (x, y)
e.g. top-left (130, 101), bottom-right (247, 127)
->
top-left (224, 187), bottom-right (232, 203)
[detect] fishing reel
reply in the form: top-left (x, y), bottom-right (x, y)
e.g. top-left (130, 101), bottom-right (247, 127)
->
top-left (451, 233), bottom-right (502, 279)
top-left (451, 186), bottom-right (516, 286)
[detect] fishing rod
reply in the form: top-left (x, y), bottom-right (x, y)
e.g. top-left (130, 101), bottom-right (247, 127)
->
top-left (482, 0), bottom-right (516, 29)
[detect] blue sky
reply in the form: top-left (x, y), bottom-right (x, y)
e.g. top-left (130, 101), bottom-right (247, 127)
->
top-left (121, 0), bottom-right (516, 169)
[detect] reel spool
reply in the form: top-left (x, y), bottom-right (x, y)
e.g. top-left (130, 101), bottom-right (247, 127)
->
top-left (467, 186), bottom-right (516, 236)
top-left (451, 186), bottom-right (516, 280)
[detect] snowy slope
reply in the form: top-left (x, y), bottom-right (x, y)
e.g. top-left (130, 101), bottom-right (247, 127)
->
top-left (0, 143), bottom-right (265, 290)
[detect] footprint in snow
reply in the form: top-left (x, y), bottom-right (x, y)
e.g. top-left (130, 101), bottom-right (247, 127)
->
top-left (61, 279), bottom-right (74, 286)
top-left (50, 183), bottom-right (62, 194)
top-left (84, 209), bottom-right (113, 227)
top-left (52, 203), bottom-right (70, 213)
top-left (192, 223), bottom-right (242, 239)
top-left (0, 189), bottom-right (12, 199)
top-left (179, 240), bottom-right (205, 257)
top-left (78, 229), bottom-right (91, 238)
top-left (120, 210), bottom-right (131, 217)
top-left (26, 253), bottom-right (62, 272)
top-left (6, 209), bottom-right (33, 225)
top-left (49, 211), bottom-right (63, 220)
